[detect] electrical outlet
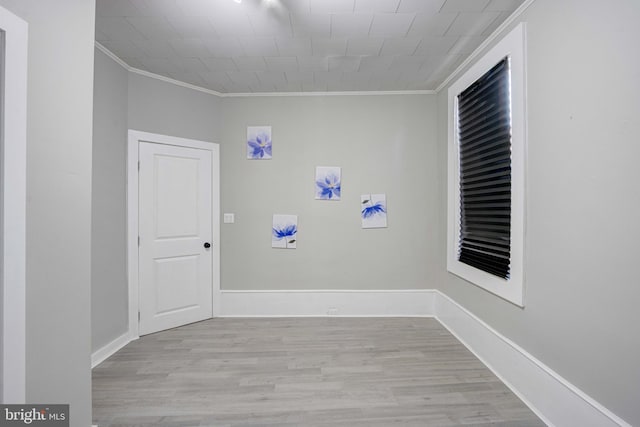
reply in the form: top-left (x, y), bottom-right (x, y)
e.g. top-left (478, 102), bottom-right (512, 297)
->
top-left (327, 308), bottom-right (338, 315)
top-left (223, 213), bottom-right (235, 223)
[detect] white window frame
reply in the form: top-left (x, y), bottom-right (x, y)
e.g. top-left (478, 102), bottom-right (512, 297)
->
top-left (447, 23), bottom-right (527, 307)
top-left (0, 5), bottom-right (27, 402)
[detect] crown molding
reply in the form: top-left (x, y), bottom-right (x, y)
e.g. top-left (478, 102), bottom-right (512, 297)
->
top-left (95, 42), bottom-right (130, 71)
top-left (222, 89), bottom-right (435, 97)
top-left (128, 67), bottom-right (224, 97)
top-left (436, 0), bottom-right (537, 93)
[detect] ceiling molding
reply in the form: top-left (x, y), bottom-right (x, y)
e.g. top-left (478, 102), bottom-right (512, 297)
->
top-left (95, 42), bottom-right (130, 71)
top-left (436, 0), bottom-right (537, 93)
top-left (222, 89), bottom-right (436, 98)
top-left (128, 68), bottom-right (224, 97)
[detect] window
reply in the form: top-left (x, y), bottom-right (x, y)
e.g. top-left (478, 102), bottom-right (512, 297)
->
top-left (447, 23), bottom-right (526, 307)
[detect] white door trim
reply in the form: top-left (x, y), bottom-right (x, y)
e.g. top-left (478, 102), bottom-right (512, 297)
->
top-left (127, 130), bottom-right (220, 339)
top-left (1, 5), bottom-right (28, 404)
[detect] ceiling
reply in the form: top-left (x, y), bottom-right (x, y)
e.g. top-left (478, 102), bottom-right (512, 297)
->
top-left (95, 0), bottom-right (525, 94)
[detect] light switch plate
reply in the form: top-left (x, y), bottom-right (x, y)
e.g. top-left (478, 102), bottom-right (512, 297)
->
top-left (223, 213), bottom-right (235, 224)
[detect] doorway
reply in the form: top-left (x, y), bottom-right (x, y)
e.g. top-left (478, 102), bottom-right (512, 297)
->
top-left (127, 130), bottom-right (220, 338)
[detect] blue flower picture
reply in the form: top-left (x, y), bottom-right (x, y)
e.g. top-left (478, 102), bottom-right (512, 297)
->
top-left (315, 166), bottom-right (341, 200)
top-left (247, 126), bottom-right (272, 159)
top-left (361, 194), bottom-right (387, 229)
top-left (272, 214), bottom-right (297, 249)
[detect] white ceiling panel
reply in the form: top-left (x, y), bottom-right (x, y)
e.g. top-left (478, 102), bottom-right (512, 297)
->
top-left (204, 37), bottom-right (244, 57)
top-left (97, 0), bottom-right (144, 17)
top-left (256, 71), bottom-right (288, 87)
top-left (275, 37), bottom-right (313, 56)
top-left (446, 12), bottom-right (501, 36)
top-left (233, 56), bottom-right (268, 71)
top-left (440, 0), bottom-right (491, 12)
top-left (485, 0), bottom-right (524, 11)
top-left (169, 38), bottom-right (212, 57)
top-left (170, 57), bottom-right (208, 72)
top-left (248, 12), bottom-right (293, 37)
top-left (202, 57), bottom-right (238, 71)
top-left (296, 56), bottom-right (329, 71)
top-left (96, 17), bottom-right (146, 43)
top-left (407, 12), bottom-right (457, 37)
top-left (227, 70), bottom-right (260, 86)
top-left (239, 37), bottom-right (280, 56)
top-left (354, 0), bottom-right (400, 13)
top-left (346, 37), bottom-right (384, 56)
top-left (209, 13), bottom-right (254, 36)
top-left (130, 0), bottom-right (183, 17)
top-left (168, 16), bottom-right (218, 38)
top-left (131, 40), bottom-right (176, 58)
top-left (396, 0), bottom-right (445, 14)
top-left (330, 14), bottom-right (373, 37)
top-left (328, 56), bottom-right (361, 72)
top-left (369, 13), bottom-right (415, 37)
top-left (126, 16), bottom-right (181, 39)
top-left (199, 70), bottom-right (233, 87)
top-left (413, 35), bottom-right (458, 55)
top-left (285, 70), bottom-right (315, 85)
top-left (447, 35), bottom-right (486, 55)
top-left (312, 38), bottom-right (347, 56)
top-left (96, 0), bottom-right (525, 93)
top-left (278, 0), bottom-right (311, 14)
top-left (379, 37), bottom-right (420, 56)
top-left (358, 56), bottom-right (394, 72)
top-left (309, 0), bottom-right (355, 14)
top-left (264, 56), bottom-right (299, 71)
top-left (291, 13), bottom-right (331, 37)
top-left (388, 55), bottom-right (428, 72)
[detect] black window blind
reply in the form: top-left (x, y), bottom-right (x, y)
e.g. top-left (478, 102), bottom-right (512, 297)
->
top-left (457, 57), bottom-right (512, 279)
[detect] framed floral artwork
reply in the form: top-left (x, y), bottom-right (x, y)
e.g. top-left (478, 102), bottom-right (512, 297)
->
top-left (247, 126), bottom-right (272, 159)
top-left (361, 194), bottom-right (387, 228)
top-left (315, 166), bottom-right (341, 200)
top-left (272, 214), bottom-right (297, 249)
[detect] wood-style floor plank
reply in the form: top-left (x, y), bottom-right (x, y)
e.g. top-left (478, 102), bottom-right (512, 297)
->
top-left (92, 318), bottom-right (545, 427)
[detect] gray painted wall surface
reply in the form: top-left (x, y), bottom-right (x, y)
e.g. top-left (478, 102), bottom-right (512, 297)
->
top-left (437, 0), bottom-right (640, 424)
top-left (221, 95), bottom-right (438, 290)
top-left (0, 0), bottom-right (95, 425)
top-left (128, 72), bottom-right (223, 143)
top-left (92, 49), bottom-right (128, 353)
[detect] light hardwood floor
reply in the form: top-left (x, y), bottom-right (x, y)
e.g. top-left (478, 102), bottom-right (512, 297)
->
top-left (92, 317), bottom-right (545, 427)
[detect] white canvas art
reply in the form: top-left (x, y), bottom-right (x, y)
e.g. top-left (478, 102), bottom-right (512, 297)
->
top-left (247, 126), bottom-right (272, 159)
top-left (361, 194), bottom-right (387, 229)
top-left (315, 166), bottom-right (341, 200)
top-left (272, 214), bottom-right (297, 249)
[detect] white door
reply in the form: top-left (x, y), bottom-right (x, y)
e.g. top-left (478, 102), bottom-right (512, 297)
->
top-left (138, 141), bottom-right (213, 336)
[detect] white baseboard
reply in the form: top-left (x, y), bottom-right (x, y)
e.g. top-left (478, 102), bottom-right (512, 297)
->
top-left (219, 289), bottom-right (436, 317)
top-left (434, 291), bottom-right (631, 427)
top-left (91, 330), bottom-right (135, 369)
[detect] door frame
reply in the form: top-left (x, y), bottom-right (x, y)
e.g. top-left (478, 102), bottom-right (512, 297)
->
top-left (127, 130), bottom-right (220, 339)
top-left (0, 5), bottom-right (27, 403)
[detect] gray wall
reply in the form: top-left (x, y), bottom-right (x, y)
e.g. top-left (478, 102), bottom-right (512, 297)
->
top-left (92, 48), bottom-right (128, 352)
top-left (436, 0), bottom-right (640, 424)
top-left (221, 95), bottom-right (438, 290)
top-left (0, 0), bottom-right (95, 426)
top-left (128, 72), bottom-right (223, 143)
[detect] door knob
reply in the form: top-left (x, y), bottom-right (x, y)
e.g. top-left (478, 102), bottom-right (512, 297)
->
top-left (204, 242), bottom-right (211, 249)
